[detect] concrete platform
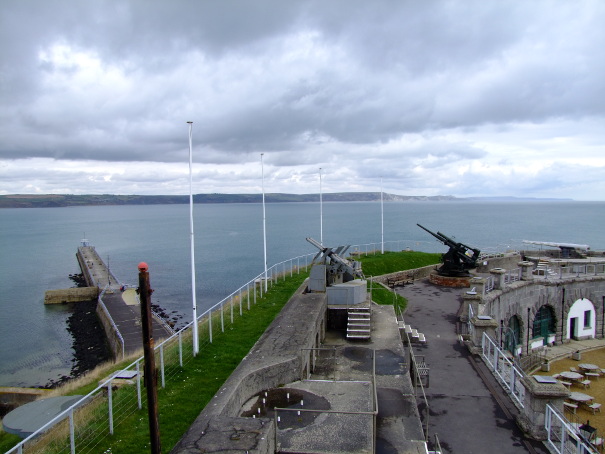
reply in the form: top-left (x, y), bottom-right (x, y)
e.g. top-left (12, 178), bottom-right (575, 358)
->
top-left (2, 395), bottom-right (84, 438)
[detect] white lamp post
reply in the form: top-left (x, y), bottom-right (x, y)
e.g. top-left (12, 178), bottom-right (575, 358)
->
top-left (187, 121), bottom-right (199, 356)
top-left (319, 168), bottom-right (323, 245)
top-left (261, 153), bottom-right (268, 292)
top-left (381, 177), bottom-right (384, 254)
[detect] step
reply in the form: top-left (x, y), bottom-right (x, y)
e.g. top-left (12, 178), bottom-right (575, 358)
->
top-left (347, 334), bottom-right (371, 339)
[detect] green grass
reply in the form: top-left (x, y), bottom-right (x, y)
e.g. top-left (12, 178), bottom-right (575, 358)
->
top-left (368, 281), bottom-right (408, 314)
top-left (356, 250), bottom-right (440, 276)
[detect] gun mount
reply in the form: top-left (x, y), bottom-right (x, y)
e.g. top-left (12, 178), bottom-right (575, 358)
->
top-left (306, 237), bottom-right (365, 289)
top-left (417, 224), bottom-right (481, 277)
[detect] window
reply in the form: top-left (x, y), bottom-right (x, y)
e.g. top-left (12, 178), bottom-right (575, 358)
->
top-left (584, 310), bottom-right (592, 328)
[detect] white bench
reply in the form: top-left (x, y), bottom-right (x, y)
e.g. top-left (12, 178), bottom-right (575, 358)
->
top-left (564, 402), bottom-right (578, 413)
top-left (587, 402), bottom-right (602, 414)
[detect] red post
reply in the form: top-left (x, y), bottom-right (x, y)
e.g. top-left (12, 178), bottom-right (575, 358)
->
top-left (138, 262), bottom-right (161, 454)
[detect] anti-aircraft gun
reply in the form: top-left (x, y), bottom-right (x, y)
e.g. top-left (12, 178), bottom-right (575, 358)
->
top-left (306, 237), bottom-right (364, 290)
top-left (417, 224), bottom-right (481, 277)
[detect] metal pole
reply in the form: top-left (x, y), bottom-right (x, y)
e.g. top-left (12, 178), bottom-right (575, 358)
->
top-left (319, 167), bottom-right (323, 245)
top-left (380, 177), bottom-right (384, 254)
top-left (261, 153), bottom-right (268, 292)
top-left (138, 262), bottom-right (162, 454)
top-left (187, 121), bottom-right (199, 356)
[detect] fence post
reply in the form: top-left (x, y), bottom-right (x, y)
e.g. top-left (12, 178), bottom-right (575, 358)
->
top-left (221, 302), bottom-right (225, 332)
top-left (247, 283), bottom-right (250, 310)
top-left (108, 378), bottom-right (114, 435)
top-left (239, 288), bottom-right (243, 316)
top-left (230, 295), bottom-right (234, 324)
top-left (136, 360), bottom-right (142, 409)
top-left (209, 309), bottom-right (213, 344)
top-left (69, 408), bottom-right (75, 454)
top-left (178, 332), bottom-right (183, 367)
top-left (160, 344), bottom-right (165, 388)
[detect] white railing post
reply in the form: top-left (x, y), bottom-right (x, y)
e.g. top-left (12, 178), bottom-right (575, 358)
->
top-left (136, 360), bottom-right (142, 409)
top-left (178, 332), bottom-right (183, 367)
top-left (160, 344), bottom-right (165, 388)
top-left (221, 301), bottom-right (225, 332)
top-left (209, 308), bottom-right (213, 344)
top-left (108, 379), bottom-right (114, 435)
top-left (239, 288), bottom-right (243, 316)
top-left (69, 408), bottom-right (75, 454)
top-left (230, 295), bottom-right (234, 324)
top-left (247, 283), bottom-right (250, 310)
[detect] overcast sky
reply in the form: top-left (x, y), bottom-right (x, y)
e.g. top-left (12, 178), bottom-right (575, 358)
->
top-left (1, 1), bottom-right (604, 200)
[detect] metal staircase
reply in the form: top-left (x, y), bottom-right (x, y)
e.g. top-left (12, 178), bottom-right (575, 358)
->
top-left (346, 306), bottom-right (371, 340)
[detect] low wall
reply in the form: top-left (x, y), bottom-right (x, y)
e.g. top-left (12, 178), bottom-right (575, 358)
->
top-left (475, 252), bottom-right (522, 273)
top-left (0, 388), bottom-right (50, 417)
top-left (76, 247), bottom-right (96, 287)
top-left (44, 287), bottom-right (99, 304)
top-left (96, 300), bottom-right (124, 359)
top-left (171, 282), bottom-right (327, 454)
top-left (374, 264), bottom-right (438, 285)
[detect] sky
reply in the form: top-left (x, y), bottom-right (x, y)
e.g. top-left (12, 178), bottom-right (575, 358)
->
top-left (1, 1), bottom-right (604, 200)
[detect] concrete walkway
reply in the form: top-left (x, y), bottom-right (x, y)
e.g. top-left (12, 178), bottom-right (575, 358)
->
top-left (396, 279), bottom-right (550, 454)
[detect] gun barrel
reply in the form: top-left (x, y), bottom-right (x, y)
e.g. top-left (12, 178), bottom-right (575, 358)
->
top-left (306, 237), bottom-right (325, 251)
top-left (417, 224), bottom-right (447, 244)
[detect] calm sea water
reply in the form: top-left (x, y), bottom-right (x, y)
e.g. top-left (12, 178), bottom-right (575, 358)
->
top-left (1, 200), bottom-right (603, 387)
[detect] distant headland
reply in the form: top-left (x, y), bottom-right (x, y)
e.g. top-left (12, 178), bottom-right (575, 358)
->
top-left (0, 193), bottom-right (573, 208)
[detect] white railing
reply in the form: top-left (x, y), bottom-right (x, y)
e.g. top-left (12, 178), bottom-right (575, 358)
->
top-left (97, 286), bottom-right (125, 359)
top-left (467, 304), bottom-right (475, 339)
top-left (504, 268), bottom-right (522, 284)
top-left (545, 404), bottom-right (597, 454)
top-left (480, 332), bottom-right (525, 409)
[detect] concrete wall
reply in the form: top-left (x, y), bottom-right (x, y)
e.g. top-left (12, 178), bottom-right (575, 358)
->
top-left (475, 253), bottom-right (523, 273)
top-left (44, 287), bottom-right (99, 304)
top-left (171, 282), bottom-right (327, 454)
top-left (96, 301), bottom-right (124, 359)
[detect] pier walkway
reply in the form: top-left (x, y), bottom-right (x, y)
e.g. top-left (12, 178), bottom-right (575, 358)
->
top-left (77, 245), bottom-right (173, 357)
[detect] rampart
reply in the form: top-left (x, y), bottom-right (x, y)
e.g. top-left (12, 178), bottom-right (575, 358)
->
top-left (172, 282), bottom-right (327, 453)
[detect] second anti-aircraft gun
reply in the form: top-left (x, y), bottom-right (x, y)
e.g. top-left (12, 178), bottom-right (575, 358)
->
top-left (417, 224), bottom-right (481, 277)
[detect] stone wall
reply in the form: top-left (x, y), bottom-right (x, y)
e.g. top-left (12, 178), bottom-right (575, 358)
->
top-left (476, 274), bottom-right (605, 355)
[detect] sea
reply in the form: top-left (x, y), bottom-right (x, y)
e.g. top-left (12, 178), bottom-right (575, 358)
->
top-left (0, 200), bottom-right (603, 387)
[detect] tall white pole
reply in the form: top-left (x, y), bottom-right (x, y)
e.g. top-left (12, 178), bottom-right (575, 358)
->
top-left (319, 167), bottom-right (323, 245)
top-left (381, 177), bottom-right (384, 254)
top-left (187, 121), bottom-right (199, 356)
top-left (261, 153), bottom-right (268, 292)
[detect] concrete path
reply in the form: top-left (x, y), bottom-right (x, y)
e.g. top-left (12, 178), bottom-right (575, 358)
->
top-left (397, 279), bottom-right (550, 454)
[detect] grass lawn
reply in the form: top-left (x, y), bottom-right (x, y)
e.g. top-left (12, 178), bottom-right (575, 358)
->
top-left (356, 250), bottom-right (440, 277)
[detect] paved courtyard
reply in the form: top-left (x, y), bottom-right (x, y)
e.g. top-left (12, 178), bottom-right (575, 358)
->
top-left (397, 279), bottom-right (550, 454)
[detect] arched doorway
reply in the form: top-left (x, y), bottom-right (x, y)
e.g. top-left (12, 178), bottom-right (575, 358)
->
top-left (532, 305), bottom-right (556, 346)
top-left (566, 298), bottom-right (596, 340)
top-left (505, 315), bottom-right (522, 355)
